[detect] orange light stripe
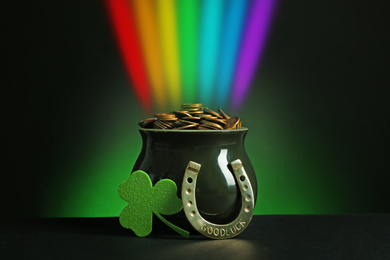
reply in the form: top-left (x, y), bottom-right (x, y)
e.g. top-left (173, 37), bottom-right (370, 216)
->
top-left (131, 0), bottom-right (166, 110)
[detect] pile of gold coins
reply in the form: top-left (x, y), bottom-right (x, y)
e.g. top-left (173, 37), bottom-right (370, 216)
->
top-left (138, 103), bottom-right (242, 130)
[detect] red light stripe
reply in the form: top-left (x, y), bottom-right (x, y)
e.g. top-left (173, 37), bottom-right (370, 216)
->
top-left (105, 0), bottom-right (152, 112)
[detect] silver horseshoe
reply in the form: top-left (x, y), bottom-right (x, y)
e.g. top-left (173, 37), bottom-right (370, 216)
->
top-left (182, 159), bottom-right (254, 239)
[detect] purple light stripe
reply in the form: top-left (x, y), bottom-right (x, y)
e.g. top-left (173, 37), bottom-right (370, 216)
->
top-left (232, 0), bottom-right (277, 111)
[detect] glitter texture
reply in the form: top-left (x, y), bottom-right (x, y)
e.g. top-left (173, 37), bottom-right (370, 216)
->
top-left (118, 170), bottom-right (189, 237)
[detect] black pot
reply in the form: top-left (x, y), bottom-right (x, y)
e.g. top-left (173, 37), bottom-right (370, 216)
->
top-left (133, 127), bottom-right (257, 224)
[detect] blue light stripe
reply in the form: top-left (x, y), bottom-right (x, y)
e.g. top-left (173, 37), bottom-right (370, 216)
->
top-left (215, 0), bottom-right (249, 107)
top-left (198, 0), bottom-right (224, 105)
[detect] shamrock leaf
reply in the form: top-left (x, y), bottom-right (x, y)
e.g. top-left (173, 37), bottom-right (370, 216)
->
top-left (118, 170), bottom-right (189, 238)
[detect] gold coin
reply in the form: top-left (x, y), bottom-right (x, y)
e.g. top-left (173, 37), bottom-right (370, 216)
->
top-left (138, 118), bottom-right (156, 128)
top-left (154, 113), bottom-right (177, 121)
top-left (188, 110), bottom-right (204, 115)
top-left (158, 120), bottom-right (175, 129)
top-left (206, 117), bottom-right (227, 126)
top-left (176, 124), bottom-right (198, 130)
top-left (200, 120), bottom-right (224, 130)
top-left (180, 120), bottom-right (200, 126)
top-left (181, 103), bottom-right (202, 108)
top-left (203, 107), bottom-right (223, 118)
top-left (197, 126), bottom-right (211, 130)
top-left (218, 107), bottom-right (230, 119)
top-left (199, 124), bottom-right (219, 130)
top-left (182, 108), bottom-right (202, 112)
top-left (224, 116), bottom-right (240, 129)
top-left (140, 105), bottom-right (242, 131)
top-left (153, 120), bottom-right (165, 129)
top-left (182, 116), bottom-right (201, 123)
top-left (172, 110), bottom-right (192, 118)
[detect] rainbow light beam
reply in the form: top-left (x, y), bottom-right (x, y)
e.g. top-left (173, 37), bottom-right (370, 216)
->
top-left (198, 0), bottom-right (224, 105)
top-left (232, 0), bottom-right (277, 111)
top-left (105, 0), bottom-right (151, 112)
top-left (106, 0), bottom-right (277, 112)
top-left (215, 0), bottom-right (249, 107)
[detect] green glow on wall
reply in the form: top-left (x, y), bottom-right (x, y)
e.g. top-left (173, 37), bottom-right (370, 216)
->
top-left (42, 77), bottom-right (353, 217)
top-left (3, 0), bottom-right (387, 220)
top-left (43, 125), bottom-right (141, 217)
top-left (42, 99), bottom-right (343, 217)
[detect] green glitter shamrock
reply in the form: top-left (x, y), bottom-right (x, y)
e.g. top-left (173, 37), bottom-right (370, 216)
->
top-left (118, 170), bottom-right (189, 238)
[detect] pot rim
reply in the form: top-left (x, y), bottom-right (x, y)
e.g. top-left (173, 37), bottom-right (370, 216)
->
top-left (139, 127), bottom-right (248, 133)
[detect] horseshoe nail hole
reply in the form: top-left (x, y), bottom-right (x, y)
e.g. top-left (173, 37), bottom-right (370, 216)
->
top-left (190, 210), bottom-right (196, 216)
top-left (245, 195), bottom-right (251, 201)
top-left (240, 175), bottom-right (245, 182)
top-left (186, 188), bottom-right (191, 194)
top-left (244, 206), bottom-right (250, 213)
top-left (187, 177), bottom-right (193, 184)
top-left (187, 201), bottom-right (192, 207)
top-left (243, 185), bottom-right (248, 191)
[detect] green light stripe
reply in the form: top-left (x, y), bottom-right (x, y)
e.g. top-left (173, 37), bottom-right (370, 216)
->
top-left (177, 0), bottom-right (199, 103)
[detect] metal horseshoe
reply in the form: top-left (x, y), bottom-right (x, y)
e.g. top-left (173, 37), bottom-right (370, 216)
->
top-left (182, 159), bottom-right (255, 239)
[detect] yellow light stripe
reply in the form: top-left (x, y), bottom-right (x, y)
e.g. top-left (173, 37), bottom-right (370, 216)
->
top-left (156, 0), bottom-right (181, 109)
top-left (131, 0), bottom-right (166, 110)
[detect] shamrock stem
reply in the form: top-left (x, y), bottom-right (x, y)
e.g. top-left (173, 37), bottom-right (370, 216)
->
top-left (155, 212), bottom-right (190, 238)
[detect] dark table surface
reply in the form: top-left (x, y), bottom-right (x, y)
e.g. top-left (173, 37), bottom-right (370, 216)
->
top-left (1, 214), bottom-right (389, 260)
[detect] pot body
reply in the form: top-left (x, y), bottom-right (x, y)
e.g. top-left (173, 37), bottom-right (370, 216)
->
top-left (133, 127), bottom-right (257, 224)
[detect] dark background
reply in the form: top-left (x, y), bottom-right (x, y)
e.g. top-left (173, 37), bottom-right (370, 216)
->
top-left (2, 0), bottom-right (389, 218)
